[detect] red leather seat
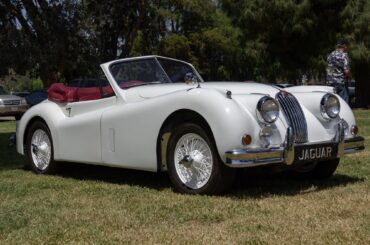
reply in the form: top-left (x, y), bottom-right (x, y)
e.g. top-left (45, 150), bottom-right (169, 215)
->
top-left (48, 83), bottom-right (78, 103)
top-left (77, 87), bottom-right (101, 101)
top-left (102, 85), bottom-right (114, 97)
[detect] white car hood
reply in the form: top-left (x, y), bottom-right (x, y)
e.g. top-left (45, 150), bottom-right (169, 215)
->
top-left (126, 82), bottom-right (281, 100)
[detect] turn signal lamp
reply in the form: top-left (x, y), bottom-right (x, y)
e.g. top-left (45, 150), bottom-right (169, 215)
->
top-left (242, 134), bottom-right (252, 145)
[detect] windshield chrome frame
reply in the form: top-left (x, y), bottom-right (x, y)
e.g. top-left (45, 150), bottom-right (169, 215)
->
top-left (100, 55), bottom-right (204, 103)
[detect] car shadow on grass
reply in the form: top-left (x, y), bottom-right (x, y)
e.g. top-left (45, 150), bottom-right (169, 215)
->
top-left (0, 132), bottom-right (24, 170)
top-left (228, 166), bottom-right (364, 198)
top-left (40, 162), bottom-right (365, 196)
top-left (56, 162), bottom-right (172, 191)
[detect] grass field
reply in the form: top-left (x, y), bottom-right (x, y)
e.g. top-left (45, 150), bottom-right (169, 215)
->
top-left (0, 111), bottom-right (369, 244)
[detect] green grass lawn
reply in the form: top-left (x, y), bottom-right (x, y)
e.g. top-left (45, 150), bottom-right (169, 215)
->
top-left (0, 111), bottom-right (370, 244)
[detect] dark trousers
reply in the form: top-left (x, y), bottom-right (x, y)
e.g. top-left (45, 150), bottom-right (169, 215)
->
top-left (330, 83), bottom-right (349, 103)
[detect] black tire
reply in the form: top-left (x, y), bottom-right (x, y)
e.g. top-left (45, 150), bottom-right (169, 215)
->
top-left (25, 121), bottom-right (58, 174)
top-left (292, 158), bottom-right (340, 179)
top-left (167, 123), bottom-right (235, 195)
top-left (310, 158), bottom-right (340, 179)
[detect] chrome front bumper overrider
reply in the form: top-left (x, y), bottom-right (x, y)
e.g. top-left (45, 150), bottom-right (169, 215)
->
top-left (225, 121), bottom-right (365, 168)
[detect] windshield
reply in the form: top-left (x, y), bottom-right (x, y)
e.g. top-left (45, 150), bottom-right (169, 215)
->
top-left (0, 86), bottom-right (8, 95)
top-left (157, 58), bottom-right (201, 83)
top-left (109, 57), bottom-right (202, 89)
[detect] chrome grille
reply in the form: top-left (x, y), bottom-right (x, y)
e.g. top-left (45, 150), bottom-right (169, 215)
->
top-left (3, 100), bottom-right (21, 106)
top-left (276, 91), bottom-right (308, 143)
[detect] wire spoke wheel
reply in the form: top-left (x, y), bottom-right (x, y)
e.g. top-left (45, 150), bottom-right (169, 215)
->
top-left (167, 123), bottom-right (235, 195)
top-left (174, 133), bottom-right (213, 189)
top-left (31, 129), bottom-right (52, 171)
top-left (26, 121), bottom-right (57, 174)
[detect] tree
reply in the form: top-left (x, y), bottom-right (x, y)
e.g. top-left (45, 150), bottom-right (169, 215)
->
top-left (221, 0), bottom-right (351, 82)
top-left (342, 0), bottom-right (370, 107)
top-left (157, 0), bottom-right (242, 80)
top-left (0, 0), bottom-right (85, 87)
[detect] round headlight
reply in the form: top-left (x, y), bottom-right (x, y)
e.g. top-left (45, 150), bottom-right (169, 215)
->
top-left (257, 96), bottom-right (279, 123)
top-left (321, 93), bottom-right (340, 119)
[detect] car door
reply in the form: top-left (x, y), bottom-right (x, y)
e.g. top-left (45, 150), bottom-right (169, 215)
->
top-left (57, 79), bottom-right (117, 164)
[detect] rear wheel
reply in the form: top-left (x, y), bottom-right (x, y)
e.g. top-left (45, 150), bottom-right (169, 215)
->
top-left (25, 121), bottom-right (58, 174)
top-left (167, 123), bottom-right (235, 195)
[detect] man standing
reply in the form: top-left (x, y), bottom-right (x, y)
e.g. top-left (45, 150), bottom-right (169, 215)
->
top-left (326, 39), bottom-right (351, 103)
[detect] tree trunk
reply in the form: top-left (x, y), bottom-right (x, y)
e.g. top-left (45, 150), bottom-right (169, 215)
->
top-left (354, 61), bottom-right (370, 108)
top-left (39, 69), bottom-right (60, 88)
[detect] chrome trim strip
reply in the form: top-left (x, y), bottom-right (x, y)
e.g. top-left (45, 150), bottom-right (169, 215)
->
top-left (336, 120), bottom-right (345, 157)
top-left (284, 127), bottom-right (295, 165)
top-left (225, 147), bottom-right (284, 167)
top-left (344, 136), bottom-right (365, 154)
top-left (160, 132), bottom-right (171, 171)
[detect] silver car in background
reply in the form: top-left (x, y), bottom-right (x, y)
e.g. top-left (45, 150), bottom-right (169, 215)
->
top-left (0, 86), bottom-right (28, 120)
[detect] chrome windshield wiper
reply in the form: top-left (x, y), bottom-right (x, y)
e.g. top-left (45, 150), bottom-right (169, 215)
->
top-left (123, 81), bottom-right (163, 89)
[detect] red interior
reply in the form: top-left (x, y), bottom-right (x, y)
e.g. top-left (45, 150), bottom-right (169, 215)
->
top-left (119, 80), bottom-right (145, 89)
top-left (102, 85), bottom-right (114, 96)
top-left (77, 87), bottom-right (101, 101)
top-left (48, 83), bottom-right (78, 103)
top-left (48, 83), bottom-right (113, 103)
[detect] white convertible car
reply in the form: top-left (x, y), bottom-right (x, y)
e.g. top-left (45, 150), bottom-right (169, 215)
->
top-left (16, 56), bottom-right (364, 194)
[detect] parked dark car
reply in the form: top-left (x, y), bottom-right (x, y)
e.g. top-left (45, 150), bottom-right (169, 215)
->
top-left (25, 88), bottom-right (48, 107)
top-left (11, 91), bottom-right (30, 97)
top-left (67, 78), bottom-right (110, 88)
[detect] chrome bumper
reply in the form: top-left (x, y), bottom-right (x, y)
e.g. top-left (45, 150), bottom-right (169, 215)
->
top-left (225, 122), bottom-right (365, 168)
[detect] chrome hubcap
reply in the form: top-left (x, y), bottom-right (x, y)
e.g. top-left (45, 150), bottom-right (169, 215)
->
top-left (31, 129), bottom-right (51, 171)
top-left (174, 133), bottom-right (213, 189)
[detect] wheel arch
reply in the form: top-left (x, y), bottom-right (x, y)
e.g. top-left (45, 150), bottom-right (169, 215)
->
top-left (156, 109), bottom-right (217, 172)
top-left (23, 116), bottom-right (49, 152)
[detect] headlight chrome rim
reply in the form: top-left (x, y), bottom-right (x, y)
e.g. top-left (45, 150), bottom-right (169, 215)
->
top-left (320, 93), bottom-right (340, 120)
top-left (257, 96), bottom-right (280, 124)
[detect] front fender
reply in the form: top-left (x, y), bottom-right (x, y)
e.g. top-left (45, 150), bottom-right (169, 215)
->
top-left (292, 91), bottom-right (356, 141)
top-left (16, 100), bottom-right (66, 158)
top-left (179, 88), bottom-right (280, 162)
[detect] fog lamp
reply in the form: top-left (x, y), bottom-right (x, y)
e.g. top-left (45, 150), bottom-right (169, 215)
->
top-left (260, 126), bottom-right (273, 147)
top-left (342, 120), bottom-right (349, 136)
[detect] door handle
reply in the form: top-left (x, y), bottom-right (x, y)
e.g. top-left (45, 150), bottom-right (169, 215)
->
top-left (66, 107), bottom-right (72, 116)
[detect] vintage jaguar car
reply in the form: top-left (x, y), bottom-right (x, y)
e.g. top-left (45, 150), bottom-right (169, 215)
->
top-left (16, 56), bottom-right (365, 194)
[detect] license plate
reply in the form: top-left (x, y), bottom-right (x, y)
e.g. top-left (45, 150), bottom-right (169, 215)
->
top-left (295, 143), bottom-right (337, 162)
top-left (10, 107), bottom-right (18, 111)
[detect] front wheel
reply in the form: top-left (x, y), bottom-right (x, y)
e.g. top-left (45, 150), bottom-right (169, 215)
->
top-left (25, 121), bottom-right (58, 174)
top-left (167, 123), bottom-right (235, 195)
